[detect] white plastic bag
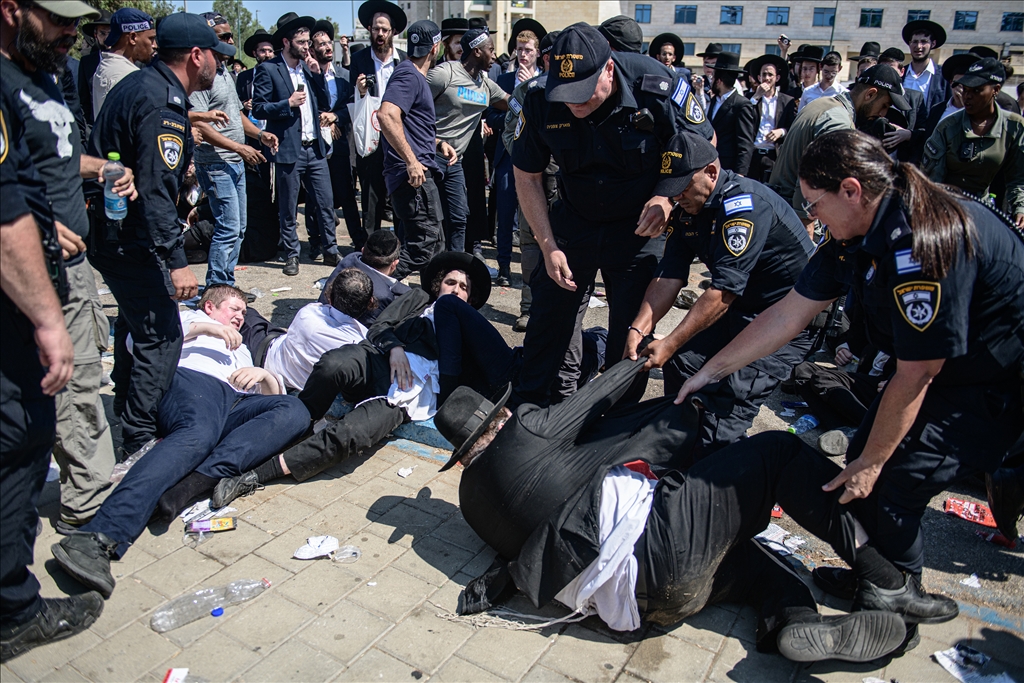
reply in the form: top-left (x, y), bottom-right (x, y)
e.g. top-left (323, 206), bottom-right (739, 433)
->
top-left (349, 89), bottom-right (381, 158)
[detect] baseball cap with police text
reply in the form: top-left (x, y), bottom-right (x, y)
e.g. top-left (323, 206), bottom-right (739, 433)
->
top-left (105, 7), bottom-right (153, 47)
top-left (653, 133), bottom-right (720, 198)
top-left (855, 64), bottom-right (909, 111)
top-left (545, 23), bottom-right (612, 104)
top-left (406, 20), bottom-right (441, 59)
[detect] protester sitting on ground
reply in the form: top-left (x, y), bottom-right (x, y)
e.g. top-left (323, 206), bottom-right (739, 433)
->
top-left (51, 286), bottom-right (311, 599)
top-left (317, 230), bottom-right (411, 323)
top-left (440, 359), bottom-right (911, 664)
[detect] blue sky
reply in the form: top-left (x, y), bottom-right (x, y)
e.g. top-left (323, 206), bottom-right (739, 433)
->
top-left (179, 0), bottom-right (360, 33)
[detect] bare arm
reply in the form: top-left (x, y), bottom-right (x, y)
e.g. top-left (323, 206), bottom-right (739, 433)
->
top-left (641, 287), bottom-right (736, 370)
top-left (514, 166), bottom-right (575, 290)
top-left (624, 276), bottom-right (684, 360)
top-left (378, 101), bottom-right (425, 188)
top-left (192, 121), bottom-right (266, 165)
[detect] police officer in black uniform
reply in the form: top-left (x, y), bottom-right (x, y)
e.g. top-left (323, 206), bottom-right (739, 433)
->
top-left (88, 13), bottom-right (235, 457)
top-left (511, 23), bottom-right (715, 408)
top-left (678, 130), bottom-right (1024, 626)
top-left (625, 133), bottom-right (814, 453)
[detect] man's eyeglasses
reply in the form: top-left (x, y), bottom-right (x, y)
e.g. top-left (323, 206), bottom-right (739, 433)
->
top-left (801, 190), bottom-right (829, 217)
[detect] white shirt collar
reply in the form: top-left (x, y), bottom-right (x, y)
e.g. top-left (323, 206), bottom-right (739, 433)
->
top-left (908, 59), bottom-right (935, 79)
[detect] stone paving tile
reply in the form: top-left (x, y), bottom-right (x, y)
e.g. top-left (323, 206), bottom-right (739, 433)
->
top-left (726, 605), bottom-right (759, 645)
top-left (539, 625), bottom-right (637, 683)
top-left (302, 497), bottom-right (380, 541)
top-left (108, 548), bottom-right (160, 580)
top-left (329, 451), bottom-right (394, 486)
top-left (4, 627), bottom-right (103, 683)
top-left (133, 546), bottom-right (225, 599)
top-left (385, 457), bottom-right (441, 491)
top-left (347, 567), bottom-right (436, 621)
top-left (336, 530), bottom-right (408, 580)
top-left (623, 631), bottom-right (716, 683)
top-left (218, 591), bottom-right (315, 653)
top-left (155, 630), bottom-right (261, 683)
top-left (705, 636), bottom-right (797, 683)
top-left (656, 604), bottom-right (736, 653)
top-left (297, 599), bottom-right (393, 664)
top-left (238, 638), bottom-right (343, 682)
top-left (282, 470), bottom-right (358, 510)
top-left (403, 483), bottom-right (463, 520)
top-left (37, 666), bottom-right (90, 683)
top-left (343, 477), bottom-right (411, 515)
top-left (376, 606), bottom-right (475, 673)
top-left (0, 665), bottom-right (25, 683)
top-left (335, 647), bottom-right (425, 682)
top-left (159, 607), bottom-right (224, 650)
top-left (432, 656), bottom-right (507, 682)
top-left (392, 536), bottom-right (477, 587)
top-left (520, 664), bottom-right (583, 682)
top-left (457, 625), bottom-right (559, 680)
top-left (251, 524), bottom-right (316, 571)
top-left (421, 577), bottom-right (465, 615)
top-left (792, 661), bottom-right (887, 683)
top-left (124, 525), bottom-right (192, 561)
top-left (87, 577), bottom-right (165, 638)
top-left (459, 546), bottom-right (499, 580)
top-left (276, 559), bottom-right (363, 613)
top-left (203, 551), bottom-right (295, 588)
top-left (244, 493), bottom-right (318, 534)
top-left (68, 622), bottom-right (178, 682)
top-left (194, 519), bottom-right (271, 566)
top-left (364, 501), bottom-right (449, 549)
top-left (429, 512), bottom-right (487, 554)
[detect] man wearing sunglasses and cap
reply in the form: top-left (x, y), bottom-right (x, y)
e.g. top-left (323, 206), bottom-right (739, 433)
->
top-left (509, 23), bottom-right (714, 409)
top-left (91, 7), bottom-right (156, 118)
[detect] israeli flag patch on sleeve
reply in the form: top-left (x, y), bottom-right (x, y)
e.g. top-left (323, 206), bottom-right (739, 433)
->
top-left (509, 97), bottom-right (522, 115)
top-left (671, 78), bottom-right (690, 108)
top-left (894, 248), bottom-right (921, 274)
top-left (722, 194), bottom-right (754, 216)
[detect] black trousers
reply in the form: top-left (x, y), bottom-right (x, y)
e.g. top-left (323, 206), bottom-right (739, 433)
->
top-left (391, 177), bottom-right (444, 280)
top-left (748, 148), bottom-right (777, 184)
top-left (792, 361), bottom-right (881, 430)
top-left (308, 144), bottom-right (366, 250)
top-left (239, 307), bottom-right (286, 368)
top-left (640, 431), bottom-right (858, 642)
top-left (355, 146), bottom-right (387, 234)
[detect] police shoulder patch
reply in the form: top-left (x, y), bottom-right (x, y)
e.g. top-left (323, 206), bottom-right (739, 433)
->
top-left (722, 194), bottom-right (754, 216)
top-left (513, 112), bottom-right (525, 141)
top-left (685, 92), bottom-right (705, 124)
top-left (814, 228), bottom-right (832, 254)
top-left (158, 133), bottom-right (183, 170)
top-left (893, 281), bottom-right (940, 332)
top-left (640, 74), bottom-right (672, 96)
top-left (0, 110), bottom-right (8, 165)
top-left (722, 218), bottom-right (754, 256)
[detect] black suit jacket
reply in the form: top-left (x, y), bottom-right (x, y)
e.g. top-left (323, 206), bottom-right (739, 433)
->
top-left (711, 90), bottom-right (757, 175)
top-left (893, 88), bottom-right (926, 163)
top-left (251, 55), bottom-right (331, 163)
top-left (485, 71), bottom-right (517, 167)
top-left (904, 64), bottom-right (950, 158)
top-left (235, 68), bottom-right (255, 105)
top-left (754, 91), bottom-right (797, 141)
top-left (347, 46), bottom-right (407, 97)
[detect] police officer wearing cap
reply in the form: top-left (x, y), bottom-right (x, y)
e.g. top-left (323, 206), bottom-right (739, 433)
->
top-left (625, 133), bottom-right (814, 453)
top-left (678, 129), bottom-right (1024, 626)
top-left (89, 12), bottom-right (234, 459)
top-left (511, 23), bottom-right (715, 408)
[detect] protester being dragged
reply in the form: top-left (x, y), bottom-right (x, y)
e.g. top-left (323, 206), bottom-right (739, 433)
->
top-left (747, 53), bottom-right (796, 183)
top-left (91, 8), bottom-right (157, 118)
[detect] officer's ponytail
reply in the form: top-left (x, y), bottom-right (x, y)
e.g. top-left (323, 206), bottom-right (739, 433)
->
top-left (799, 130), bottom-right (976, 280)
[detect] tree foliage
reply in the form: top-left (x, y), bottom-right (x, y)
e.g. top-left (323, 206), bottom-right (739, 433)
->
top-left (90, 0), bottom-right (179, 19)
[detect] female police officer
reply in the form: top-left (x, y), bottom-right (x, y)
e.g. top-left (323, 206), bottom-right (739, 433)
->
top-left (676, 129), bottom-right (1024, 624)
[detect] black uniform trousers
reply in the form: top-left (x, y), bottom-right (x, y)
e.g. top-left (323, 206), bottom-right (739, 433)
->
top-left (792, 362), bottom-right (881, 430)
top-left (513, 202), bottom-right (661, 407)
top-left (0, 306), bottom-right (54, 626)
top-left (391, 177), bottom-right (444, 281)
top-left (356, 146), bottom-right (388, 234)
top-left (307, 143), bottom-right (366, 250)
top-left (90, 249), bottom-right (183, 455)
top-left (843, 379), bottom-right (1023, 576)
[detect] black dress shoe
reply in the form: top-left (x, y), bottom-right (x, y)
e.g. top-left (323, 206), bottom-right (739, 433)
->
top-left (776, 610), bottom-right (906, 663)
top-left (986, 468), bottom-right (1023, 541)
top-left (283, 256), bottom-right (299, 276)
top-left (855, 574), bottom-right (959, 624)
top-left (51, 533), bottom-right (118, 598)
top-left (812, 566), bottom-right (857, 601)
top-left (308, 244), bottom-right (323, 262)
top-left (212, 471), bottom-right (263, 509)
top-left (1, 592), bottom-right (104, 662)
top-left (322, 251), bottom-right (340, 267)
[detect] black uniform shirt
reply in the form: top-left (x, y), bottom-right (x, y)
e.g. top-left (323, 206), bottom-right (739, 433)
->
top-left (512, 51), bottom-right (714, 225)
top-left (89, 58), bottom-right (194, 271)
top-left (795, 193), bottom-right (1024, 386)
top-left (657, 170), bottom-right (814, 314)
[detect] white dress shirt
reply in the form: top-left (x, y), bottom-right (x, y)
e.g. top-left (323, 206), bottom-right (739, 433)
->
top-left (710, 89), bottom-right (734, 120)
top-left (938, 98), bottom-right (962, 123)
top-left (287, 61), bottom-right (316, 142)
top-left (904, 59), bottom-right (935, 97)
top-left (753, 92), bottom-right (778, 148)
top-left (264, 303), bottom-right (368, 390)
top-left (798, 81), bottom-right (848, 112)
top-left (371, 49), bottom-right (398, 96)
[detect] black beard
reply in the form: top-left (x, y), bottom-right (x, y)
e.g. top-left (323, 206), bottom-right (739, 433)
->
top-left (373, 36), bottom-right (392, 57)
top-left (16, 15), bottom-right (73, 74)
top-left (287, 42), bottom-right (305, 61)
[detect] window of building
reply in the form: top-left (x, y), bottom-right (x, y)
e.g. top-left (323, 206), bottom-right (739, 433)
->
top-left (1001, 12), bottom-right (1023, 32)
top-left (720, 5), bottom-right (743, 25)
top-left (765, 43), bottom-right (782, 56)
top-left (635, 4), bottom-right (652, 23)
top-left (720, 43), bottom-right (741, 56)
top-left (682, 42), bottom-right (696, 56)
top-left (906, 10), bottom-right (930, 22)
top-left (766, 6), bottom-right (789, 25)
top-left (675, 5), bottom-right (697, 24)
top-left (812, 7), bottom-right (835, 27)
top-left (859, 8), bottom-right (883, 28)
top-left (953, 11), bottom-right (978, 30)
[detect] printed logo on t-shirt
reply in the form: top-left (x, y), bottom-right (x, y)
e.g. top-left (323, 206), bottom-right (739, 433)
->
top-left (19, 90), bottom-right (74, 159)
top-left (457, 86), bottom-right (487, 106)
top-left (893, 281), bottom-right (940, 332)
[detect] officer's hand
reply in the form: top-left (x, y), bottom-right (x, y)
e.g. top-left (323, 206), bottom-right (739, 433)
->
top-left (623, 327), bottom-right (643, 361)
top-left (882, 126), bottom-right (911, 150)
top-left (36, 322), bottom-right (75, 396)
top-left (636, 196), bottom-right (672, 237)
top-left (674, 368), bottom-right (713, 405)
top-left (834, 347), bottom-right (854, 366)
top-left (406, 160), bottom-right (426, 188)
top-left (544, 249), bottom-right (576, 291)
top-left (640, 338), bottom-right (674, 371)
top-left (261, 131), bottom-right (280, 154)
top-left (288, 89), bottom-right (307, 108)
top-left (390, 346), bottom-right (413, 391)
top-left (56, 221), bottom-right (87, 260)
top-left (1015, 213), bottom-right (1024, 229)
top-left (97, 164), bottom-right (137, 200)
top-left (356, 73), bottom-right (368, 97)
top-left (823, 454), bottom-right (884, 504)
top-left (237, 144), bottom-right (266, 166)
top-left (170, 267), bottom-right (199, 301)
top-left (438, 141), bottom-right (457, 166)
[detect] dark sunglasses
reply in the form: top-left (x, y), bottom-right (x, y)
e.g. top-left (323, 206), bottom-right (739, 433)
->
top-left (217, 32), bottom-right (233, 42)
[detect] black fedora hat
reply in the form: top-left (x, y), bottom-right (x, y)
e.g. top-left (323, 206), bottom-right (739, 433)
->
top-left (697, 42), bottom-right (722, 58)
top-left (468, 17), bottom-right (488, 31)
top-left (441, 17), bottom-right (468, 37)
top-left (879, 47), bottom-right (906, 65)
top-left (941, 52), bottom-right (981, 82)
top-left (82, 9), bottom-right (112, 38)
top-left (243, 28), bottom-right (273, 58)
top-left (796, 45), bottom-right (824, 63)
top-left (749, 53), bottom-right (789, 79)
top-left (712, 51), bottom-right (745, 74)
top-left (902, 20), bottom-right (946, 48)
top-left (507, 17), bottom-right (546, 55)
top-left (648, 32), bottom-right (685, 66)
top-left (969, 45), bottom-right (998, 60)
top-left (272, 12), bottom-right (315, 49)
top-left (313, 19), bottom-right (335, 41)
top-left (420, 252), bottom-right (492, 309)
top-left (852, 41), bottom-right (880, 62)
top-left (436, 384), bottom-right (512, 471)
top-left (358, 0), bottom-right (407, 34)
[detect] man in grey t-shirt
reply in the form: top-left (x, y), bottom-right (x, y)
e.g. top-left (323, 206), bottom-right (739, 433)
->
top-left (427, 28), bottom-right (507, 255)
top-left (189, 12), bottom-right (279, 287)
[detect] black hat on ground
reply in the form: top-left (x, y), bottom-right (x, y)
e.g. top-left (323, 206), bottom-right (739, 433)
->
top-left (436, 384), bottom-right (513, 472)
top-left (712, 51), bottom-right (745, 74)
top-left (272, 12), bottom-right (315, 49)
top-left (856, 64), bottom-right (910, 110)
top-left (598, 15), bottom-right (642, 53)
top-left (440, 17), bottom-right (468, 37)
top-left (507, 17), bottom-right (546, 55)
top-left (406, 20), bottom-right (441, 59)
top-left (358, 0), bottom-right (407, 34)
top-left (697, 42), bottom-right (722, 58)
top-left (749, 53), bottom-right (789, 79)
top-left (852, 41), bottom-right (880, 62)
top-left (796, 45), bottom-right (824, 63)
top-left (313, 19), bottom-right (335, 40)
top-left (648, 32), bottom-right (685, 66)
top-left (82, 9), bottom-right (112, 38)
top-left (243, 28), bottom-right (273, 57)
top-left (941, 52), bottom-right (981, 83)
top-left (159, 12), bottom-right (235, 57)
top-left (902, 20), bottom-right (946, 48)
top-left (879, 47), bottom-right (906, 65)
top-left (420, 251), bottom-right (492, 309)
top-left (969, 45), bottom-right (999, 60)
top-left (545, 23), bottom-right (611, 104)
top-left (957, 57), bottom-right (1006, 89)
top-left (653, 133), bottom-right (720, 198)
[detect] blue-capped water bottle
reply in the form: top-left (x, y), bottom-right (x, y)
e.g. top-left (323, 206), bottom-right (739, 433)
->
top-left (787, 414), bottom-right (819, 435)
top-left (103, 152), bottom-right (127, 220)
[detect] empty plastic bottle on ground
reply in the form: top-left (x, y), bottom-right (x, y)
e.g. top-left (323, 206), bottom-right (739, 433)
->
top-left (103, 152), bottom-right (127, 220)
top-left (150, 579), bottom-right (270, 632)
top-left (787, 414), bottom-right (819, 435)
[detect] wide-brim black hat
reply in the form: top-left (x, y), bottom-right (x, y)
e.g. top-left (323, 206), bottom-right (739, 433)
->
top-left (969, 45), bottom-right (998, 60)
top-left (273, 13), bottom-right (316, 49)
top-left (902, 20), bottom-right (946, 48)
top-left (852, 41), bottom-right (881, 62)
top-left (358, 0), bottom-right (407, 34)
top-left (313, 19), bottom-right (335, 41)
top-left (507, 18), bottom-right (546, 55)
top-left (796, 45), bottom-right (824, 62)
top-left (441, 17), bottom-right (468, 37)
top-left (420, 252), bottom-right (492, 310)
top-left (941, 52), bottom-right (981, 82)
top-left (82, 9), bottom-right (112, 37)
top-left (749, 53), bottom-right (789, 80)
top-left (696, 42), bottom-right (722, 58)
top-left (711, 51), bottom-right (745, 74)
top-left (243, 28), bottom-right (273, 58)
top-left (437, 384), bottom-right (513, 471)
top-left (648, 32), bottom-right (685, 66)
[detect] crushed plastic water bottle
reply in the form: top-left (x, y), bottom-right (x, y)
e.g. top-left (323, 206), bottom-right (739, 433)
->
top-left (109, 438), bottom-right (159, 483)
top-left (102, 152), bottom-right (127, 220)
top-left (331, 545), bottom-right (362, 564)
top-left (787, 414), bottom-right (819, 435)
top-left (248, 288), bottom-right (264, 299)
top-left (150, 578), bottom-right (270, 632)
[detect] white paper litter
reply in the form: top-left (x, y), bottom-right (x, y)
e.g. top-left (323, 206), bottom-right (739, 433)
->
top-left (97, 287), bottom-right (112, 296)
top-left (397, 466), bottom-right (416, 478)
top-left (312, 418), bottom-right (329, 434)
top-left (783, 535), bottom-right (806, 550)
top-left (933, 645), bottom-right (1016, 683)
top-left (588, 296), bottom-right (608, 308)
top-left (179, 499), bottom-right (235, 525)
top-left (367, 582), bottom-right (377, 586)
top-left (270, 287), bottom-right (292, 293)
top-left (960, 574), bottom-right (982, 589)
top-left (294, 535), bottom-right (339, 560)
top-left (756, 523), bottom-right (789, 544)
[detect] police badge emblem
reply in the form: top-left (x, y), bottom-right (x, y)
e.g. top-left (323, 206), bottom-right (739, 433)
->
top-left (158, 134), bottom-right (183, 170)
top-left (893, 281), bottom-right (940, 332)
top-left (684, 92), bottom-right (705, 124)
top-left (722, 218), bottom-right (753, 256)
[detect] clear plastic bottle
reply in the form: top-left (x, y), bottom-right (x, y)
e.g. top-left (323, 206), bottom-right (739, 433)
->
top-left (150, 578), bottom-right (270, 633)
top-left (103, 152), bottom-right (127, 220)
top-left (787, 415), bottom-right (819, 435)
